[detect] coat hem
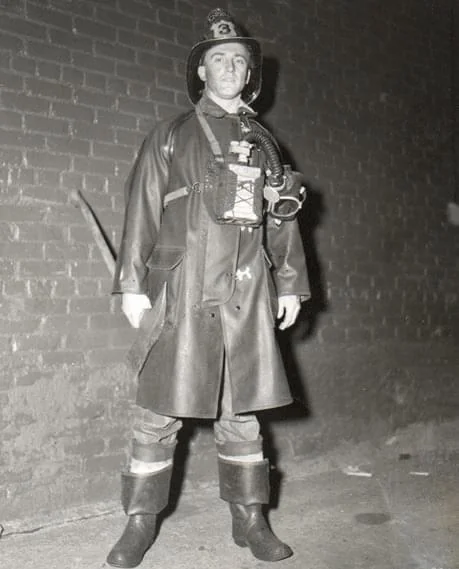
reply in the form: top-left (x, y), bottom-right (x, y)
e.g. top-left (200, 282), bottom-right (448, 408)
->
top-left (137, 397), bottom-right (294, 420)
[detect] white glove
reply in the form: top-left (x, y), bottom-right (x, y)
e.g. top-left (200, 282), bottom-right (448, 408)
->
top-left (121, 293), bottom-right (152, 328)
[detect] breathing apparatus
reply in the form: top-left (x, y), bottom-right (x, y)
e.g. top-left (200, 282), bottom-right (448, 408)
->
top-left (239, 115), bottom-right (306, 223)
top-left (198, 107), bottom-right (305, 227)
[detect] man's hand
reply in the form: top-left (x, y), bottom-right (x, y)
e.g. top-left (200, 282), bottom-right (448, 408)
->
top-left (277, 295), bottom-right (301, 330)
top-left (122, 293), bottom-right (152, 328)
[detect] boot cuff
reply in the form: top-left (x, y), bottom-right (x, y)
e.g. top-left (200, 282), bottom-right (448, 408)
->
top-left (121, 466), bottom-right (172, 515)
top-left (218, 458), bottom-right (269, 505)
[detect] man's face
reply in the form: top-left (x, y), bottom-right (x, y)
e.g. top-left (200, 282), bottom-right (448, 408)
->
top-left (198, 42), bottom-right (251, 101)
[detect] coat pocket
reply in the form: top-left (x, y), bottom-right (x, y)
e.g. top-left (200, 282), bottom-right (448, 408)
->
top-left (146, 246), bottom-right (186, 327)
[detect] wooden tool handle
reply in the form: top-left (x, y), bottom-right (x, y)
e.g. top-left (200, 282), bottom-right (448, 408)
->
top-left (70, 190), bottom-right (116, 278)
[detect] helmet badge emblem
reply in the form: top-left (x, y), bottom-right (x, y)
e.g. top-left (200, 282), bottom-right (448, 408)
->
top-left (211, 20), bottom-right (237, 38)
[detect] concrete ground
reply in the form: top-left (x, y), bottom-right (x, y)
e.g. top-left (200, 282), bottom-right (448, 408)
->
top-left (1, 420), bottom-right (459, 569)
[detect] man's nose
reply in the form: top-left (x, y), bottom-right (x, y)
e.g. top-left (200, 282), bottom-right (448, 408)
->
top-left (224, 58), bottom-right (235, 71)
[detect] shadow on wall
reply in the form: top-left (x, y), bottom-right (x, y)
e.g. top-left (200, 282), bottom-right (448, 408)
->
top-left (259, 57), bottom-right (329, 386)
top-left (254, 57), bottom-right (330, 456)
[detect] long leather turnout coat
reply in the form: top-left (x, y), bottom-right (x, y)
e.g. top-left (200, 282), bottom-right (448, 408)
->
top-left (113, 95), bottom-right (310, 418)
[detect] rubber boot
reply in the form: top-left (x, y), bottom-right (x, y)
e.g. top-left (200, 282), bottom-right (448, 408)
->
top-left (218, 457), bottom-right (293, 562)
top-left (106, 465), bottom-right (172, 568)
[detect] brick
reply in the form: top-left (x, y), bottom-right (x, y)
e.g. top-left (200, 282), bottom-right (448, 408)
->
top-left (48, 0), bottom-right (94, 18)
top-left (118, 29), bottom-right (156, 51)
top-left (53, 279), bottom-right (77, 297)
top-left (117, 0), bottom-right (156, 21)
top-left (41, 314), bottom-right (88, 333)
top-left (11, 55), bottom-right (36, 75)
top-left (14, 332), bottom-right (61, 352)
top-left (86, 348), bottom-right (127, 367)
top-left (73, 156), bottom-right (116, 176)
top-left (84, 72), bottom-right (106, 91)
top-left (83, 174), bottom-right (108, 192)
top-left (61, 171), bottom-right (84, 190)
top-left (66, 330), bottom-right (112, 350)
top-left (70, 260), bottom-right (111, 278)
top-left (76, 279), bottom-right (100, 296)
top-left (116, 62), bottom-right (154, 83)
top-left (42, 350), bottom-right (85, 367)
top-left (18, 223), bottom-right (64, 242)
top-left (27, 2), bottom-right (74, 31)
top-left (1, 313), bottom-right (42, 335)
top-left (15, 370), bottom-right (54, 387)
top-left (20, 260), bottom-right (68, 278)
top-left (46, 136), bottom-right (91, 157)
top-left (69, 226), bottom-right (99, 247)
top-left (74, 88), bottom-right (116, 110)
top-left (94, 6), bottom-right (138, 31)
top-left (0, 222), bottom-right (16, 241)
top-left (156, 40), bottom-right (189, 61)
top-left (26, 150), bottom-right (71, 171)
top-left (0, 147), bottom-right (23, 166)
top-left (89, 313), bottom-right (126, 331)
top-left (93, 142), bottom-right (133, 162)
top-left (24, 114), bottom-right (69, 134)
top-left (0, 91), bottom-right (50, 114)
top-left (26, 40), bottom-right (71, 64)
top-left (69, 297), bottom-right (111, 314)
top-left (107, 77), bottom-right (128, 95)
top-left (49, 29), bottom-right (92, 57)
top-left (156, 103), bottom-right (180, 120)
top-left (0, 14), bottom-right (47, 40)
top-left (96, 109), bottom-right (137, 130)
top-left (72, 122), bottom-right (114, 143)
top-left (138, 20), bottom-right (175, 42)
top-left (72, 52), bottom-right (115, 74)
top-left (1, 130), bottom-right (46, 151)
top-left (25, 77), bottom-right (72, 100)
top-left (73, 16), bottom-right (116, 42)
top-left (0, 32), bottom-right (24, 52)
top-left (36, 170), bottom-right (60, 186)
top-left (115, 129), bottom-right (145, 147)
top-left (157, 8), bottom-right (193, 29)
top-left (0, 69), bottom-right (24, 91)
top-left (117, 97), bottom-right (155, 117)
top-left (0, 240), bottom-right (43, 259)
top-left (45, 241), bottom-right (89, 261)
top-left (24, 296), bottom-right (67, 315)
top-left (36, 60), bottom-right (61, 81)
top-left (0, 205), bottom-right (44, 223)
top-left (137, 50), bottom-right (173, 72)
top-left (156, 70), bottom-right (185, 92)
top-left (61, 66), bottom-right (85, 87)
top-left (51, 101), bottom-right (94, 123)
top-left (128, 82), bottom-right (150, 99)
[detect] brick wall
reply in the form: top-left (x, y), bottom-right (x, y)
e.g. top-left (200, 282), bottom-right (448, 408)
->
top-left (0, 0), bottom-right (457, 525)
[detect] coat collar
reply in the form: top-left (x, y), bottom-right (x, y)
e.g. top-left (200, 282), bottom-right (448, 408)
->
top-left (197, 93), bottom-right (257, 118)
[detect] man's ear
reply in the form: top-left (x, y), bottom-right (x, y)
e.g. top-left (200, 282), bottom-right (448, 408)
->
top-left (198, 65), bottom-right (206, 83)
top-left (245, 68), bottom-right (251, 85)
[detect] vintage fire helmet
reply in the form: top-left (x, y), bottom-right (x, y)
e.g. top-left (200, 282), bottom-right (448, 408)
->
top-left (186, 8), bottom-right (262, 105)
